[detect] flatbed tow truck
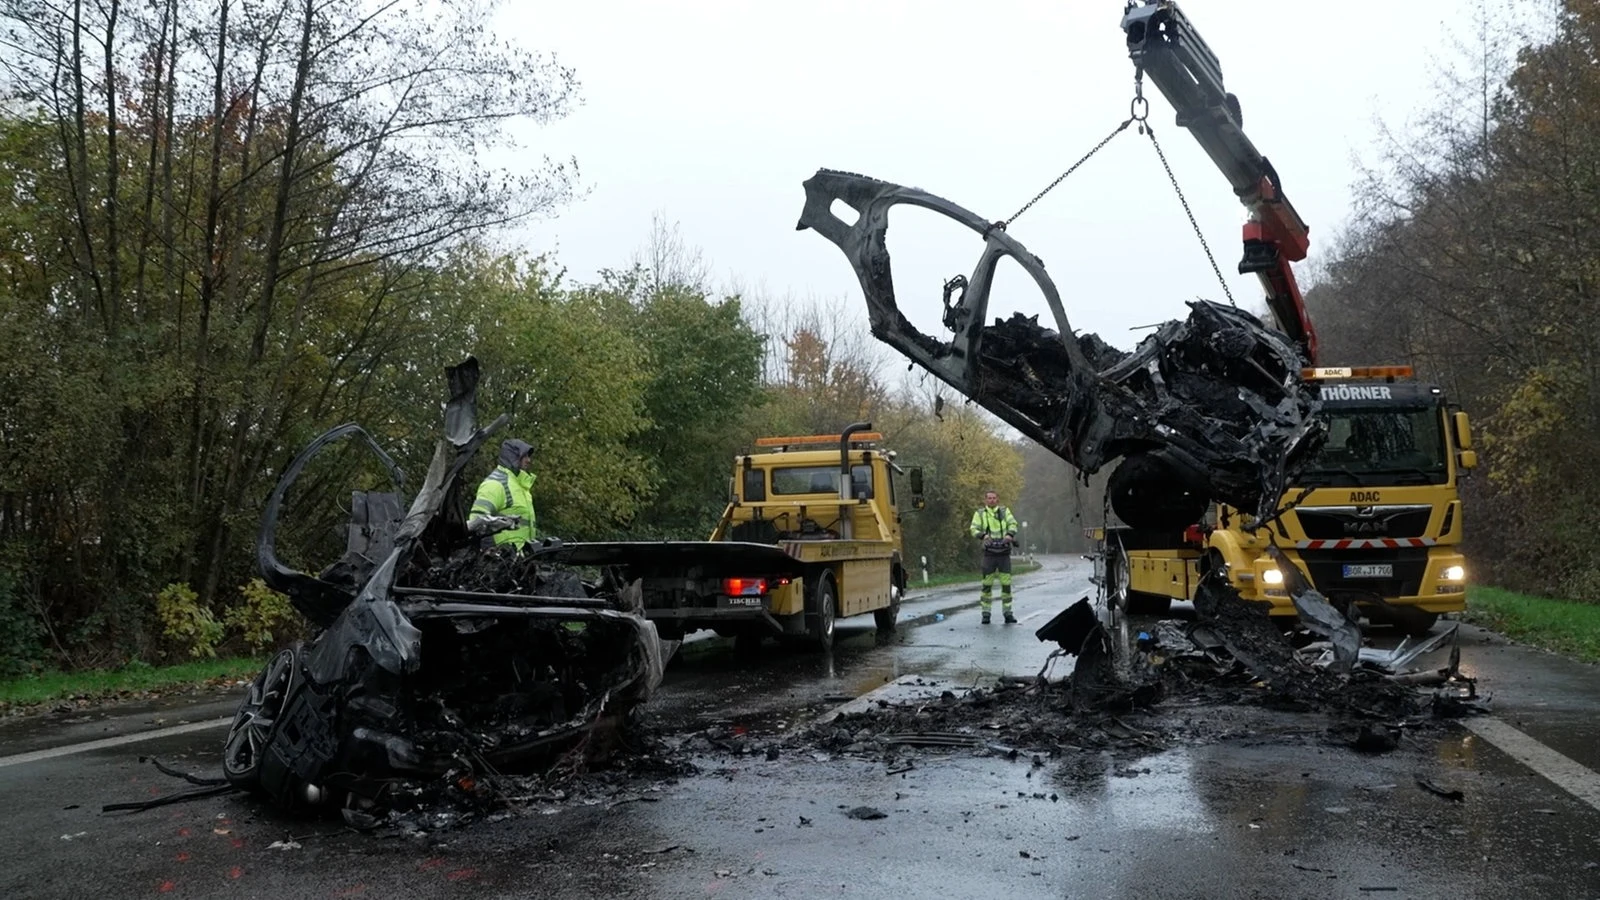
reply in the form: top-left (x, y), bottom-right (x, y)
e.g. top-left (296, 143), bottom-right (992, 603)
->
top-left (547, 424), bottom-right (921, 654)
top-left (1091, 1), bottom-right (1478, 634)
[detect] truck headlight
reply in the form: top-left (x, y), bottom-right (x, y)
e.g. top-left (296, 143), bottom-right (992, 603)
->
top-left (1262, 569), bottom-right (1284, 585)
top-left (1442, 565), bottom-right (1466, 582)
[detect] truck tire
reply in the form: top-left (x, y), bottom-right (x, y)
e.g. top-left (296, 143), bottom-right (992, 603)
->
top-left (808, 574), bottom-right (837, 653)
top-left (1107, 539), bottom-right (1131, 613)
top-left (1107, 536), bottom-right (1171, 616)
top-left (874, 582), bottom-right (902, 633)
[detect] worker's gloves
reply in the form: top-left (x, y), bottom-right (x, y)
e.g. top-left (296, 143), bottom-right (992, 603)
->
top-left (467, 515), bottom-right (522, 536)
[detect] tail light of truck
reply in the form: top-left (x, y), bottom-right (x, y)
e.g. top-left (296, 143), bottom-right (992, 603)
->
top-left (723, 577), bottom-right (769, 596)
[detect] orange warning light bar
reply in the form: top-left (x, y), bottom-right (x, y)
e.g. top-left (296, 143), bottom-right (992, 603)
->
top-left (1300, 366), bottom-right (1413, 380)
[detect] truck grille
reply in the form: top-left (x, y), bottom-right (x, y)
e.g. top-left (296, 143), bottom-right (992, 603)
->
top-left (1295, 505), bottom-right (1432, 540)
top-left (1298, 547), bottom-right (1429, 597)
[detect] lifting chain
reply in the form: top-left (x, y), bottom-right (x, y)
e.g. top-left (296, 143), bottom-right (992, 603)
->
top-left (989, 113), bottom-right (1135, 234)
top-left (1135, 86), bottom-right (1238, 308)
top-left (992, 73), bottom-right (1239, 309)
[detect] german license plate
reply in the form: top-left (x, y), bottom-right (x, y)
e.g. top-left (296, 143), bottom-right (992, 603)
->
top-left (1342, 564), bottom-right (1392, 579)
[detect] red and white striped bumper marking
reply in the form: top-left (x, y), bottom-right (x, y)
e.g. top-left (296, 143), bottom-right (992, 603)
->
top-left (1295, 538), bottom-right (1437, 550)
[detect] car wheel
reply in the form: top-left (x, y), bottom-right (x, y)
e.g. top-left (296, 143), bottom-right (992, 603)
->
top-left (222, 645), bottom-right (298, 790)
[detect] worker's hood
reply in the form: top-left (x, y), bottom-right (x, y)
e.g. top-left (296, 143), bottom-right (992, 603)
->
top-left (498, 439), bottom-right (533, 469)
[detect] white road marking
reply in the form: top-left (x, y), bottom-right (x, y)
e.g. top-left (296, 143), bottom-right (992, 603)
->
top-left (1464, 717), bottom-right (1600, 812)
top-left (0, 717), bottom-right (233, 770)
top-left (1020, 610), bottom-right (1049, 623)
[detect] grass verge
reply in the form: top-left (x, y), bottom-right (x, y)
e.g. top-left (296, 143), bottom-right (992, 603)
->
top-left (0, 656), bottom-right (266, 711)
top-left (1464, 585), bottom-right (1600, 664)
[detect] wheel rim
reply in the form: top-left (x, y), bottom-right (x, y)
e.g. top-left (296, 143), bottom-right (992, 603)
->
top-left (822, 589), bottom-right (835, 638)
top-left (223, 648), bottom-right (296, 781)
top-left (1111, 542), bottom-right (1130, 611)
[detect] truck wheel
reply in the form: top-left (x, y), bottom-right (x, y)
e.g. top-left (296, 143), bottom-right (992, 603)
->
top-left (1109, 536), bottom-right (1172, 616)
top-left (808, 575), bottom-right (836, 653)
top-left (874, 584), bottom-right (901, 633)
top-left (1107, 540), bottom-right (1131, 613)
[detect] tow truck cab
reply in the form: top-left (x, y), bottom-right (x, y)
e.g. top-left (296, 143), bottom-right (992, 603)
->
top-left (1100, 366), bottom-right (1477, 635)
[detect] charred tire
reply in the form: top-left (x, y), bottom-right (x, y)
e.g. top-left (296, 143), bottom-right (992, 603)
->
top-left (222, 645), bottom-right (299, 791)
top-left (808, 574), bottom-right (837, 653)
top-left (1107, 453), bottom-right (1207, 532)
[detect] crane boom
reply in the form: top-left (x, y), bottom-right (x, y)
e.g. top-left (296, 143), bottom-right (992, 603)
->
top-left (1120, 0), bottom-right (1320, 364)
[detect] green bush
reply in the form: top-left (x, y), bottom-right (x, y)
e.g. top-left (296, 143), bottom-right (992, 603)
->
top-left (155, 582), bottom-right (224, 659)
top-left (224, 578), bottom-right (299, 654)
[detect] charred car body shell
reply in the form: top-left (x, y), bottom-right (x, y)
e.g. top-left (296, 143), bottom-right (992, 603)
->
top-left (795, 169), bottom-right (1327, 528)
top-left (225, 358), bottom-right (670, 812)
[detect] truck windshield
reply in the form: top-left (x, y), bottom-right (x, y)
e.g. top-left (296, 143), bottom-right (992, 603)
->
top-left (771, 465), bottom-right (873, 497)
top-left (1297, 405), bottom-right (1448, 487)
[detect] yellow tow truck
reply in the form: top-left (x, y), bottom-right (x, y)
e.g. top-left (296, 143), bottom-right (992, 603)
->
top-left (638, 423), bottom-right (923, 652)
top-left (1095, 365), bottom-right (1477, 635)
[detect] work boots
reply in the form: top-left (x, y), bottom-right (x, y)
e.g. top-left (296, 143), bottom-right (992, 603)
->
top-left (1003, 612), bottom-right (1018, 625)
top-left (981, 612), bottom-right (991, 625)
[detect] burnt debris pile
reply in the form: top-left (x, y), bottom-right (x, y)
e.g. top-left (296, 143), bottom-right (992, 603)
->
top-left (793, 582), bottom-right (1485, 773)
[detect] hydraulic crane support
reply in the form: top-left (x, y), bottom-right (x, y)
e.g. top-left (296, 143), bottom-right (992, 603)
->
top-left (1120, 1), bottom-right (1320, 364)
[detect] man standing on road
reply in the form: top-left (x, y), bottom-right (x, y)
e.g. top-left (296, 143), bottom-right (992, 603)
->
top-left (468, 438), bottom-right (537, 550)
top-left (969, 489), bottom-right (1019, 625)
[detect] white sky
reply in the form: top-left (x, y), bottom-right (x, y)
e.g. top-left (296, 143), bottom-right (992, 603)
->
top-left (499, 0), bottom-right (1495, 356)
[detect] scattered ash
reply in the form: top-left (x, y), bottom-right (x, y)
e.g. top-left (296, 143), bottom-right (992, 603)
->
top-left (668, 587), bottom-right (1483, 791)
top-left (336, 723), bottom-right (700, 838)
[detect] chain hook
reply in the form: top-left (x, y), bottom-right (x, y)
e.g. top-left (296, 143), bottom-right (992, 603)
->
top-left (1130, 70), bottom-right (1149, 123)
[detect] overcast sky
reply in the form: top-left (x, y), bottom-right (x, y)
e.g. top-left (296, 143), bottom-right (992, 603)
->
top-left (497, 0), bottom-right (1504, 357)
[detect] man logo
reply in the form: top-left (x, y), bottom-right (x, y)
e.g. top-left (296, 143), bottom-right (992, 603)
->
top-left (1355, 506), bottom-right (1377, 518)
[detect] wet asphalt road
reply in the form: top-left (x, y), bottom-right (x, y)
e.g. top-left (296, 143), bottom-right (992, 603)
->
top-left (3, 556), bottom-right (1600, 899)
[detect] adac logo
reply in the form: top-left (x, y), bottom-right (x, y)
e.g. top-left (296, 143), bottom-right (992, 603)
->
top-left (1349, 491), bottom-right (1381, 504)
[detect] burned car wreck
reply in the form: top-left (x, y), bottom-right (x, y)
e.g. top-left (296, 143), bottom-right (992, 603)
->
top-left (221, 358), bottom-right (671, 817)
top-left (796, 169), bottom-right (1327, 530)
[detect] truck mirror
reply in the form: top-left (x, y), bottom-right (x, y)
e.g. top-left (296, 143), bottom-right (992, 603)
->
top-left (908, 466), bottom-right (926, 510)
top-left (1453, 411), bottom-right (1473, 451)
top-left (1458, 449), bottom-right (1478, 471)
